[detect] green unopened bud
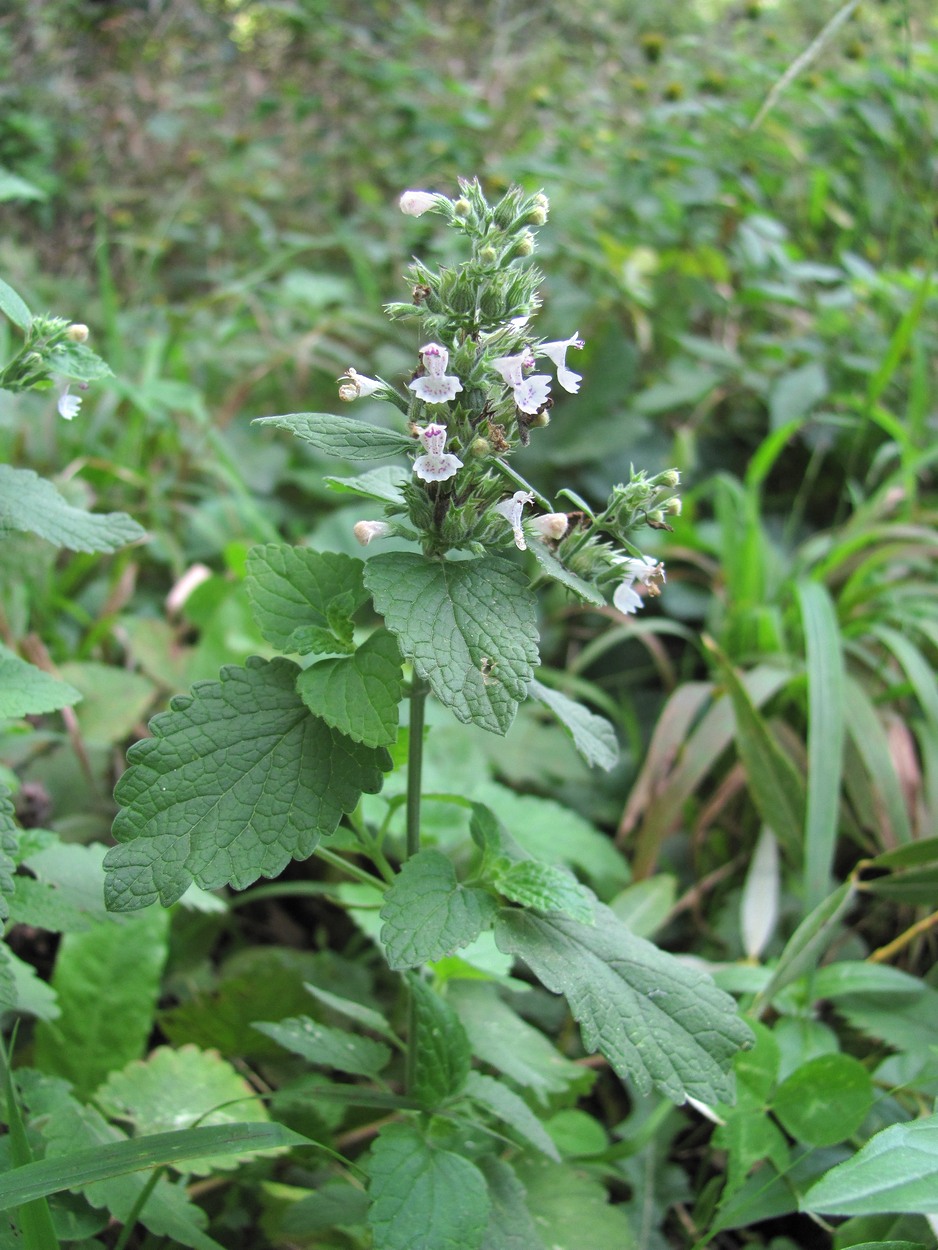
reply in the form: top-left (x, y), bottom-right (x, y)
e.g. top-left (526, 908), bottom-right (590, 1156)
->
top-left (480, 245), bottom-right (498, 264)
top-left (528, 206), bottom-right (548, 225)
top-left (66, 323), bottom-right (89, 343)
top-left (513, 232), bottom-right (535, 258)
top-left (470, 438), bottom-right (491, 457)
top-left (665, 496), bottom-right (682, 515)
top-left (657, 468), bottom-right (681, 487)
top-left (647, 509), bottom-right (665, 524)
top-left (454, 198), bottom-right (471, 217)
top-left (532, 410), bottom-right (551, 428)
top-left (534, 192), bottom-right (549, 209)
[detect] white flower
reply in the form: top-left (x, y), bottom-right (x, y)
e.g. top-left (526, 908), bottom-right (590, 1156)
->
top-left (400, 190), bottom-right (441, 217)
top-left (338, 367), bottom-right (383, 401)
top-left (492, 351), bottom-right (552, 415)
top-left (408, 342), bottom-right (464, 404)
top-left (413, 423), bottom-right (463, 483)
top-left (57, 386), bottom-right (81, 420)
top-left (353, 520), bottom-right (392, 546)
top-left (494, 490), bottom-right (534, 550)
top-left (612, 554), bottom-right (666, 615)
top-left (538, 332), bottom-right (584, 393)
top-left (613, 581), bottom-right (644, 614)
top-left (530, 512), bottom-right (569, 541)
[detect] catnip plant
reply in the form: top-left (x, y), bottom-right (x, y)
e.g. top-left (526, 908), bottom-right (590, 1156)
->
top-left (102, 182), bottom-right (752, 1248)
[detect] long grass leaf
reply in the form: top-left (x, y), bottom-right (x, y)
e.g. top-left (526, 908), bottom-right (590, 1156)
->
top-left (844, 677), bottom-right (913, 845)
top-left (798, 581), bottom-right (845, 912)
top-left (628, 667), bottom-right (790, 878)
top-left (0, 1041), bottom-right (59, 1250)
top-left (705, 641), bottom-right (805, 859)
top-left (0, 1123), bottom-right (311, 1213)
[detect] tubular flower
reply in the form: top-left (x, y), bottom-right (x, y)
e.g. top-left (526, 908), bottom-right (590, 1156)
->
top-left (57, 386), bottom-right (81, 420)
top-left (538, 332), bottom-right (585, 393)
top-left (494, 490), bottom-right (534, 550)
top-left (529, 512), bottom-right (569, 541)
top-left (353, 520), bottom-right (393, 546)
top-left (338, 368), bottom-right (384, 401)
top-left (613, 554), bottom-right (666, 614)
top-left (400, 190), bottom-right (441, 217)
top-left (492, 351), bottom-right (552, 415)
top-left (413, 423), bottom-right (463, 483)
top-left (408, 343), bottom-right (464, 404)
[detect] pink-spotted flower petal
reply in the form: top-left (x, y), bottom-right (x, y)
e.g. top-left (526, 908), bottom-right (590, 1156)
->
top-left (413, 423), bottom-right (463, 482)
top-left (408, 342), bottom-right (463, 404)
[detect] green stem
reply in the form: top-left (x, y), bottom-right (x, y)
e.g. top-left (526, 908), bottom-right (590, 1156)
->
top-left (112, 1167), bottom-right (163, 1250)
top-left (405, 675), bottom-right (429, 1095)
top-left (405, 676), bottom-right (429, 861)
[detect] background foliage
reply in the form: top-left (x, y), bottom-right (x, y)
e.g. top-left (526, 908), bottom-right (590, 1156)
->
top-left (0, 0), bottom-right (936, 1247)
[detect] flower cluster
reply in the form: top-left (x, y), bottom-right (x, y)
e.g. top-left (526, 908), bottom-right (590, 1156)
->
top-left (339, 179), bottom-right (678, 614)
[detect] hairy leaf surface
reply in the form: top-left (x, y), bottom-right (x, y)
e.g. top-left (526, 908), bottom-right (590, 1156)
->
top-left (245, 544), bottom-right (367, 655)
top-left (0, 466), bottom-right (144, 552)
top-left (104, 657), bottom-right (389, 910)
top-left (495, 904), bottom-right (752, 1103)
top-left (365, 552), bottom-right (539, 734)
top-left (380, 850), bottom-right (497, 970)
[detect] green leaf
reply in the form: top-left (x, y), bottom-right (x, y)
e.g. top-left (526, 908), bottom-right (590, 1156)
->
top-left (768, 361), bottom-right (828, 430)
top-left (14, 1100), bottom-right (303, 1249)
top-left (713, 1023), bottom-right (788, 1203)
top-left (0, 277), bottom-right (32, 329)
top-left (367, 1120), bottom-right (490, 1250)
top-left (706, 640), bottom-right (805, 858)
top-left (494, 861), bottom-right (595, 924)
top-left (802, 1115), bottom-right (938, 1216)
top-left (253, 1016), bottom-right (391, 1078)
top-left (772, 1054), bottom-right (874, 1147)
top-left (245, 544), bottom-right (368, 655)
top-left (297, 629), bottom-right (403, 747)
top-left (57, 660), bottom-right (155, 744)
top-left (527, 678), bottom-right (618, 771)
top-left (0, 466), bottom-right (145, 553)
top-left (464, 1072), bottom-right (559, 1161)
top-left (380, 850), bottom-right (498, 970)
top-left (610, 876), bottom-right (677, 939)
top-left (0, 787), bottom-right (19, 926)
top-left (0, 644), bottom-right (82, 717)
top-left (48, 341), bottom-right (112, 384)
top-left (409, 976), bottom-right (471, 1108)
top-left (495, 903), bottom-right (753, 1104)
top-left (325, 465), bottom-right (409, 504)
top-left (752, 881), bottom-right (857, 1014)
top-left (364, 552), bottom-right (540, 735)
top-left (32, 906), bottom-right (170, 1098)
top-left (511, 1155), bottom-right (634, 1250)
top-left (449, 982), bottom-right (589, 1105)
top-left (304, 982), bottom-right (400, 1042)
top-left (845, 677), bottom-right (913, 844)
top-left (797, 580), bottom-right (846, 911)
top-left (477, 1155), bottom-right (548, 1250)
top-left (13, 842), bottom-right (121, 933)
top-left (254, 412), bottom-right (414, 460)
top-left (104, 656), bottom-right (389, 910)
top-left (525, 538), bottom-right (606, 607)
top-left (95, 1045), bottom-right (276, 1175)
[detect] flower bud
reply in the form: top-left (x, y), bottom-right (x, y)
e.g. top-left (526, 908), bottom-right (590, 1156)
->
top-left (469, 438), bottom-right (491, 458)
top-left (665, 496), bottom-right (682, 516)
top-left (657, 468), bottom-right (681, 487)
top-left (454, 198), bottom-right (471, 217)
top-left (532, 410), bottom-right (551, 427)
top-left (528, 206), bottom-right (547, 225)
top-left (400, 190), bottom-right (439, 217)
top-left (530, 512), bottom-right (569, 541)
top-left (513, 232), bottom-right (535, 257)
top-left (353, 520), bottom-right (392, 546)
top-left (66, 323), bottom-right (89, 343)
top-left (480, 246), bottom-right (498, 264)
